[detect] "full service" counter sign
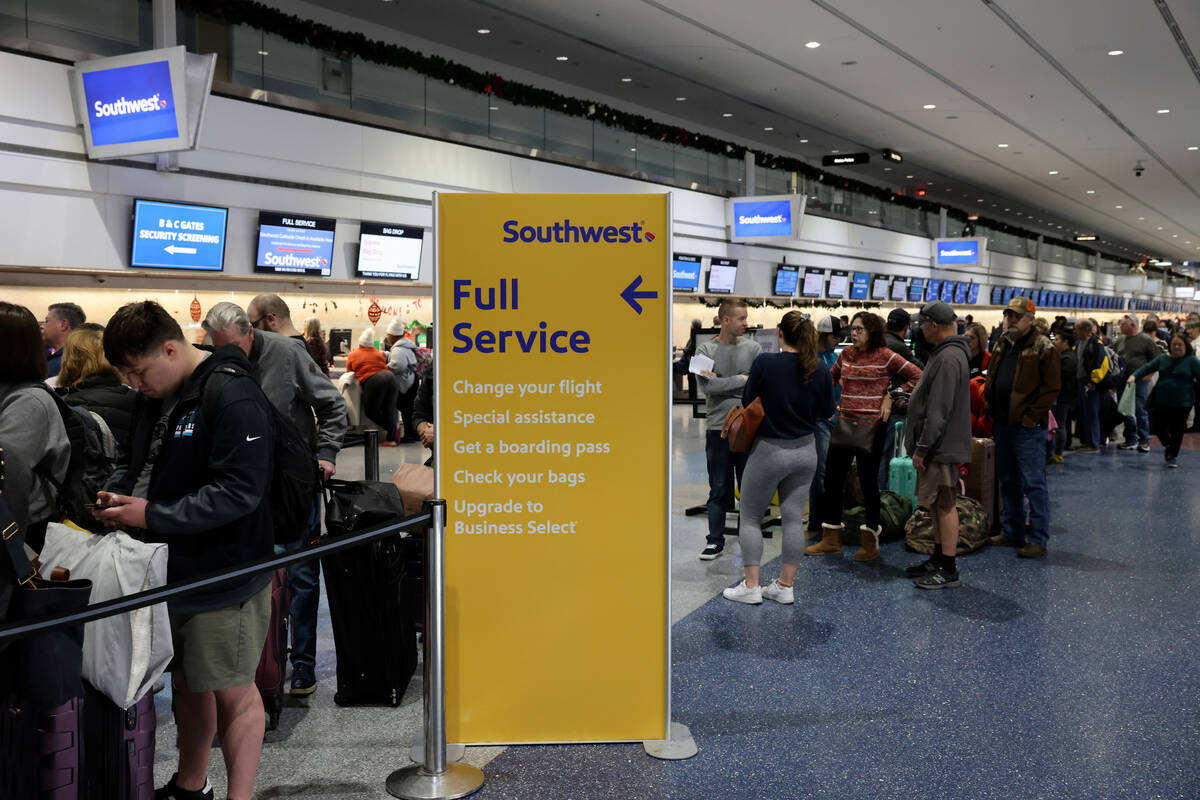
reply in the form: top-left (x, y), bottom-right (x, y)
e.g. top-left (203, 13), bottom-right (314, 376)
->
top-left (436, 193), bottom-right (670, 743)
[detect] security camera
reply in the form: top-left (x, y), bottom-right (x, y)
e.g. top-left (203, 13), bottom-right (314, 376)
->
top-left (1133, 160), bottom-right (1145, 177)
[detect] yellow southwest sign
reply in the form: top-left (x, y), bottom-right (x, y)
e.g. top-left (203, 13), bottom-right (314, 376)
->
top-left (436, 193), bottom-right (670, 743)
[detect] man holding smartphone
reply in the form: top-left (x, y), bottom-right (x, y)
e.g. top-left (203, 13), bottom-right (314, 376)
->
top-left (96, 300), bottom-right (275, 800)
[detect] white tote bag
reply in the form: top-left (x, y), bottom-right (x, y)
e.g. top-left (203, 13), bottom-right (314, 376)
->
top-left (39, 523), bottom-right (172, 709)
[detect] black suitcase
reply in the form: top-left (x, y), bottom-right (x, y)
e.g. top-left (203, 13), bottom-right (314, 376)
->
top-left (322, 535), bottom-right (419, 707)
top-left (81, 682), bottom-right (156, 800)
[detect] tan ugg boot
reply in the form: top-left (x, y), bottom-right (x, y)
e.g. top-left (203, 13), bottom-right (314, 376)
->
top-left (804, 523), bottom-right (843, 555)
top-left (854, 525), bottom-right (881, 562)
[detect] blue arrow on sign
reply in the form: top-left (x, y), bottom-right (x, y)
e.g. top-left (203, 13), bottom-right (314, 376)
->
top-left (620, 275), bottom-right (658, 315)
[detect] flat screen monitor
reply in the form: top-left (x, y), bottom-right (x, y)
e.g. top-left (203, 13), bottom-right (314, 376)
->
top-left (939, 281), bottom-right (954, 302)
top-left (801, 267), bottom-right (826, 298)
top-left (967, 283), bottom-right (979, 304)
top-left (130, 199), bottom-right (227, 271)
top-left (1029, 290), bottom-right (1041, 306)
top-left (870, 276), bottom-right (890, 301)
top-left (707, 258), bottom-right (738, 293)
top-left (356, 222), bottom-right (423, 280)
top-left (828, 270), bottom-right (850, 299)
top-left (672, 253), bottom-right (702, 292)
top-left (328, 328), bottom-right (352, 357)
top-left (925, 279), bottom-right (941, 303)
top-left (256, 212), bottom-right (336, 276)
top-left (990, 286), bottom-right (1004, 305)
top-left (953, 281), bottom-right (968, 304)
top-left (850, 272), bottom-right (870, 300)
top-left (890, 277), bottom-right (908, 302)
top-left (908, 278), bottom-right (925, 303)
top-left (1002, 287), bottom-right (1017, 304)
top-left (774, 264), bottom-right (799, 296)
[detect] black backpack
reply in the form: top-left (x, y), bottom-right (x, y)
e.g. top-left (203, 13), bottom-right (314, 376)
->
top-left (32, 384), bottom-right (117, 533)
top-left (200, 364), bottom-right (320, 545)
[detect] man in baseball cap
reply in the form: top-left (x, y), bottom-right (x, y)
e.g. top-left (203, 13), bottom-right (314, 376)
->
top-left (983, 296), bottom-right (1061, 558)
top-left (904, 301), bottom-right (972, 587)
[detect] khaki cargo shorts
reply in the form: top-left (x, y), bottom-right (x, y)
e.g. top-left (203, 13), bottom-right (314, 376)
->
top-left (916, 462), bottom-right (960, 510)
top-left (168, 583), bottom-right (271, 692)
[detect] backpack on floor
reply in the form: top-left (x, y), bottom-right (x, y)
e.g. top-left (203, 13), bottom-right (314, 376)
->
top-left (879, 491), bottom-right (913, 542)
top-left (904, 495), bottom-right (989, 555)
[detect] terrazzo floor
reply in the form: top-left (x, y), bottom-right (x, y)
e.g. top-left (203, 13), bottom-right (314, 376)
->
top-left (153, 408), bottom-right (1200, 799)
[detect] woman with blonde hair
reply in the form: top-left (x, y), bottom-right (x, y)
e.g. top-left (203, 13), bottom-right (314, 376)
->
top-left (723, 312), bottom-right (835, 604)
top-left (59, 326), bottom-right (139, 456)
top-left (303, 316), bottom-right (331, 376)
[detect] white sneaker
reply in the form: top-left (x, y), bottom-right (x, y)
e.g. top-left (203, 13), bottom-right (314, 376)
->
top-left (722, 581), bottom-right (762, 604)
top-left (761, 580), bottom-right (794, 604)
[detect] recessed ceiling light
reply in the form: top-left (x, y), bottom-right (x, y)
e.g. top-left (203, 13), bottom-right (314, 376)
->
top-left (1157, 226), bottom-right (1164, 230)
top-left (763, 126), bottom-right (774, 131)
top-left (257, 50), bottom-right (269, 56)
top-left (997, 143), bottom-right (1009, 148)
top-left (556, 56), bottom-right (569, 61)
top-left (799, 139), bottom-right (809, 143)
top-left (884, 167), bottom-right (893, 172)
top-left (1005, 208), bottom-right (1010, 211)
top-left (1115, 205), bottom-right (1123, 209)
top-left (1086, 190), bottom-right (1095, 194)
top-left (805, 41), bottom-right (821, 49)
top-left (831, 149), bottom-right (840, 153)
top-left (977, 198), bottom-right (984, 202)
top-left (630, 147), bottom-right (637, 152)
top-left (1048, 170), bottom-right (1059, 175)
top-left (620, 77), bottom-right (633, 82)
top-left (722, 112), bottom-right (733, 118)
top-left (923, 104), bottom-right (937, 109)
top-left (1157, 108), bottom-right (1170, 114)
top-left (1189, 146), bottom-right (1199, 151)
top-left (675, 96), bottom-right (686, 101)
top-left (1138, 216), bottom-right (1145, 220)
top-left (1173, 234), bottom-right (1179, 238)
top-left (488, 106), bottom-right (498, 111)
top-left (1108, 49), bottom-right (1124, 56)
top-left (476, 28), bottom-right (491, 34)
top-left (905, 174), bottom-right (914, 179)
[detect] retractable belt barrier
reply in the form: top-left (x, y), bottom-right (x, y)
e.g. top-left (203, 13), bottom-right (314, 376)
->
top-left (0, 511), bottom-right (430, 646)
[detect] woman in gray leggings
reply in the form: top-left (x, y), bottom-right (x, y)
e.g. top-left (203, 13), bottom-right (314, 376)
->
top-left (724, 312), bottom-right (836, 605)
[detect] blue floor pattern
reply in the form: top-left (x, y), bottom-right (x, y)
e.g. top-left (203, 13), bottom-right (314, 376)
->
top-left (473, 448), bottom-right (1200, 800)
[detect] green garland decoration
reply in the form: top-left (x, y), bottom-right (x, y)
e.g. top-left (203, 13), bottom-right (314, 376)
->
top-left (177, 0), bottom-right (1132, 266)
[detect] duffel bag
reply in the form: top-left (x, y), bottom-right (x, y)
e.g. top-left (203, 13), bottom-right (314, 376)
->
top-left (904, 495), bottom-right (989, 555)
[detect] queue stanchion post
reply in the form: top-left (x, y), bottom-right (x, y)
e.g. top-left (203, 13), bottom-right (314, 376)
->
top-left (364, 428), bottom-right (380, 481)
top-left (387, 499), bottom-right (484, 800)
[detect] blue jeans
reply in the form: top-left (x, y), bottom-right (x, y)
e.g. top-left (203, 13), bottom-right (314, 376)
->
top-left (1077, 384), bottom-right (1101, 447)
top-left (808, 419), bottom-right (833, 532)
top-left (705, 430), bottom-right (747, 546)
top-left (994, 423), bottom-right (1050, 547)
top-left (273, 493), bottom-right (323, 671)
top-left (1120, 380), bottom-right (1151, 445)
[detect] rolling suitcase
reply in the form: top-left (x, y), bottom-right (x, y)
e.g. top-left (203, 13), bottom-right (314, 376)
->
top-left (255, 569), bottom-right (290, 731)
top-left (888, 420), bottom-right (919, 511)
top-left (961, 438), bottom-right (996, 527)
top-left (38, 696), bottom-right (81, 800)
top-left (81, 682), bottom-right (155, 800)
top-left (322, 535), bottom-right (419, 707)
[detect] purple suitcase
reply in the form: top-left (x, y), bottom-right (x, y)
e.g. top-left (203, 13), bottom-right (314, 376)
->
top-left (38, 697), bottom-right (80, 800)
top-left (81, 682), bottom-right (156, 800)
top-left (255, 568), bottom-right (290, 731)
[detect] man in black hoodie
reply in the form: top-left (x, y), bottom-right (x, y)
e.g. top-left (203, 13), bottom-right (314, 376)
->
top-left (903, 301), bottom-right (972, 589)
top-left (96, 301), bottom-right (274, 800)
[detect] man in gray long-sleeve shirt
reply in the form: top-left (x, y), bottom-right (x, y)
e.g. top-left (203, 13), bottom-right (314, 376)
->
top-left (204, 301), bottom-right (347, 696)
top-left (695, 298), bottom-right (761, 559)
top-left (1115, 315), bottom-right (1158, 450)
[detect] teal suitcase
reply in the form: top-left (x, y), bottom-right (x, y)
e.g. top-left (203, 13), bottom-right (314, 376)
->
top-left (888, 420), bottom-right (919, 511)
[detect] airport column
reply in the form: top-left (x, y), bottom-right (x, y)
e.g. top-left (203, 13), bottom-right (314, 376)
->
top-left (435, 193), bottom-right (677, 747)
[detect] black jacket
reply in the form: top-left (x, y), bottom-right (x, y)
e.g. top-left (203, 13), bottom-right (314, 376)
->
top-left (64, 374), bottom-right (139, 458)
top-left (113, 345), bottom-right (274, 613)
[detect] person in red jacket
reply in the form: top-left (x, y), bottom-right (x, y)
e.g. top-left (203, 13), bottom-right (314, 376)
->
top-left (346, 329), bottom-right (399, 444)
top-left (806, 311), bottom-right (921, 561)
top-left (965, 322), bottom-right (993, 437)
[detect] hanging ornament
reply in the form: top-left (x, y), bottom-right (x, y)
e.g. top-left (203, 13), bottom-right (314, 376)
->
top-left (189, 295), bottom-right (202, 323)
top-left (367, 298), bottom-right (382, 324)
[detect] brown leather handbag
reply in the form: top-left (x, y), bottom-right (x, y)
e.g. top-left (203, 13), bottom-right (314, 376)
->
top-left (721, 397), bottom-right (765, 453)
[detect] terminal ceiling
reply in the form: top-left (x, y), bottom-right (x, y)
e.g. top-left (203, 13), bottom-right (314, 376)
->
top-left (302, 0), bottom-right (1200, 273)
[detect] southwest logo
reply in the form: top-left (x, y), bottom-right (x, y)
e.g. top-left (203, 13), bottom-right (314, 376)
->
top-left (92, 93), bottom-right (169, 118)
top-left (502, 219), bottom-right (653, 244)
